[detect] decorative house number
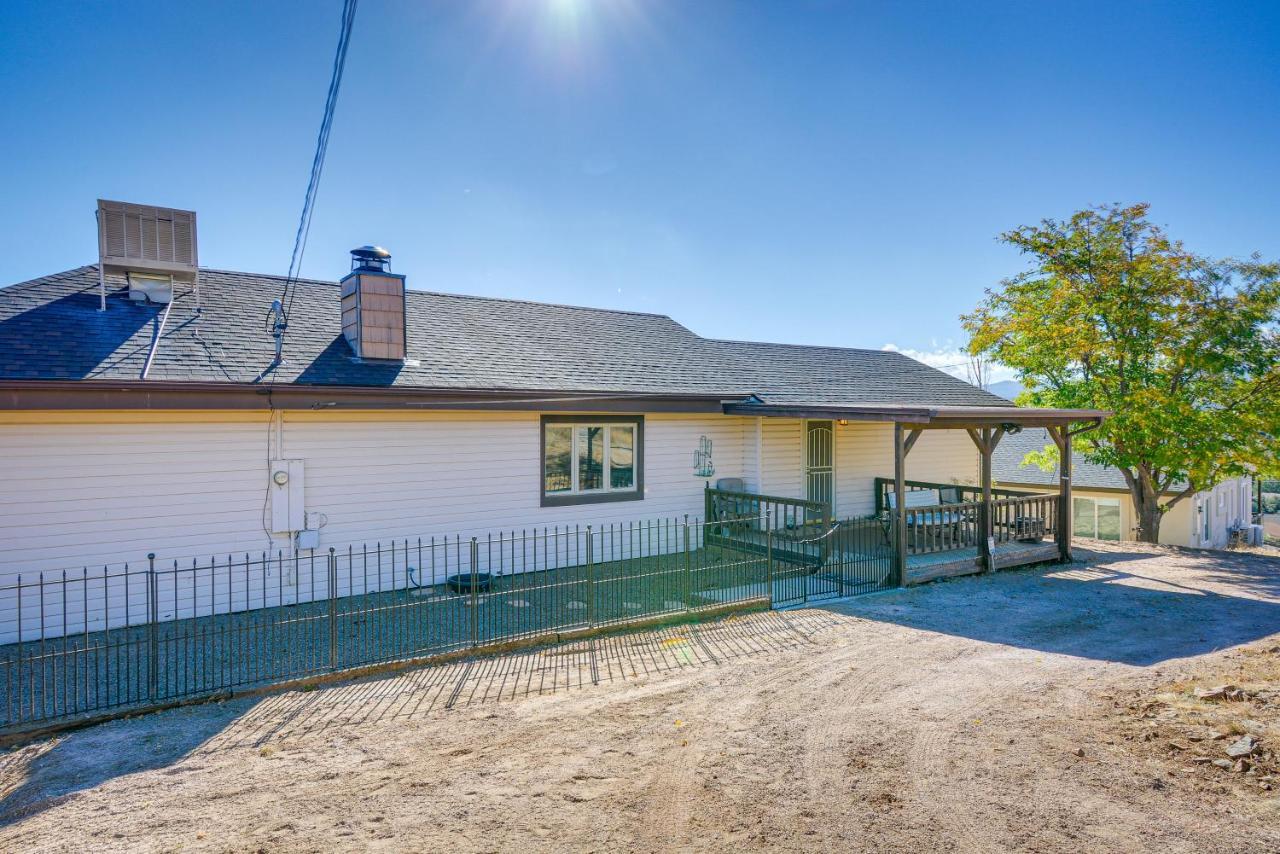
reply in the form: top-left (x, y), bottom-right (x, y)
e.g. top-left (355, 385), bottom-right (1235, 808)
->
top-left (694, 436), bottom-right (715, 478)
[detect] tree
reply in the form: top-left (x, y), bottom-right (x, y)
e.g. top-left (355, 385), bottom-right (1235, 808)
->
top-left (965, 354), bottom-right (991, 389)
top-left (963, 203), bottom-right (1280, 543)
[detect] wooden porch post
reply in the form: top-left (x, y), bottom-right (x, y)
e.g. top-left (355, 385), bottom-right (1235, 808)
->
top-left (979, 427), bottom-right (994, 572)
top-left (893, 422), bottom-right (907, 587)
top-left (966, 427), bottom-right (1004, 573)
top-left (1051, 425), bottom-right (1073, 563)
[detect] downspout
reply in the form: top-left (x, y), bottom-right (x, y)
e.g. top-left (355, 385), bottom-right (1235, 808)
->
top-left (140, 299), bottom-right (175, 380)
top-left (754, 417), bottom-right (764, 493)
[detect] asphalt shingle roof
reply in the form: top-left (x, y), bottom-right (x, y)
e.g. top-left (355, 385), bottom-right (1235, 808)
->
top-left (0, 265), bottom-right (1011, 408)
top-left (993, 427), bottom-right (1189, 493)
top-left (706, 340), bottom-right (1014, 407)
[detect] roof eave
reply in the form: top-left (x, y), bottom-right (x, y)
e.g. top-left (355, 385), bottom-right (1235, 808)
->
top-left (0, 378), bottom-right (744, 414)
top-left (723, 401), bottom-right (1109, 428)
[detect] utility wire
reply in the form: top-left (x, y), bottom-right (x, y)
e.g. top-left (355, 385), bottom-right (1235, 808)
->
top-left (262, 0), bottom-right (359, 549)
top-left (278, 0), bottom-right (359, 330)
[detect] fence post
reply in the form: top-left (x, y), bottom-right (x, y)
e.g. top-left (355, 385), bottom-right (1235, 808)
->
top-left (328, 548), bottom-right (337, 669)
top-left (469, 537), bottom-right (479, 647)
top-left (584, 527), bottom-right (595, 628)
top-left (147, 553), bottom-right (158, 702)
top-left (765, 510), bottom-right (774, 608)
top-left (682, 516), bottom-right (692, 612)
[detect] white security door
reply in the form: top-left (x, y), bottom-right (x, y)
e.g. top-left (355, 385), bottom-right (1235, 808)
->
top-left (805, 420), bottom-right (834, 519)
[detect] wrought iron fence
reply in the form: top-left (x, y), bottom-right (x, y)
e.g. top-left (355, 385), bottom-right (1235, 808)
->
top-left (0, 516), bottom-right (797, 733)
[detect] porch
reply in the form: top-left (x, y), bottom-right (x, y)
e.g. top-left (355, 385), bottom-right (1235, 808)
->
top-left (707, 400), bottom-right (1108, 592)
top-left (704, 481), bottom-right (1062, 588)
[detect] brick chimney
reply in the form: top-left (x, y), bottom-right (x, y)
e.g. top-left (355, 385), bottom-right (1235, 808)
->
top-left (340, 246), bottom-right (406, 361)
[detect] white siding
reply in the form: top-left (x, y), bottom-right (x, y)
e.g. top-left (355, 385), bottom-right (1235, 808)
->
top-left (731, 419), bottom-right (980, 517)
top-left (0, 412), bottom-right (754, 572)
top-left (0, 417), bottom-right (273, 574)
top-left (0, 410), bottom-right (989, 641)
top-left (280, 411), bottom-right (750, 546)
top-left (1176, 475), bottom-right (1253, 549)
top-left (834, 423), bottom-right (978, 518)
top-left (760, 418), bottom-right (803, 500)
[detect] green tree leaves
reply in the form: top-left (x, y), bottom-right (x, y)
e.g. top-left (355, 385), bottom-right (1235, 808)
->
top-left (964, 203), bottom-right (1280, 541)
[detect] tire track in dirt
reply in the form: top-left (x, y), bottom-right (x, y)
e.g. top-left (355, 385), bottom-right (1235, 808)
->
top-left (796, 641), bottom-right (916, 830)
top-left (904, 648), bottom-right (1045, 853)
top-left (637, 643), bottom-right (809, 850)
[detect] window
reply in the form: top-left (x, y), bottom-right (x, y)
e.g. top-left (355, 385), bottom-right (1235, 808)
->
top-left (541, 416), bottom-right (643, 506)
top-left (1073, 496), bottom-right (1122, 541)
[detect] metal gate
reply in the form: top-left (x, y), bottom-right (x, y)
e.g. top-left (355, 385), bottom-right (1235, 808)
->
top-left (770, 517), bottom-right (895, 607)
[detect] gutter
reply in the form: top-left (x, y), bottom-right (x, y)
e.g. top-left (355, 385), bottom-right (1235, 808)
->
top-left (0, 379), bottom-right (743, 414)
top-left (723, 401), bottom-right (1110, 427)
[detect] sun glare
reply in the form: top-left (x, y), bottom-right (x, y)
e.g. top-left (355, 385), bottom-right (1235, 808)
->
top-left (470, 0), bottom-right (660, 87)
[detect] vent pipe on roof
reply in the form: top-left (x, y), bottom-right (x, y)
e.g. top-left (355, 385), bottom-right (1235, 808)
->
top-left (340, 246), bottom-right (406, 361)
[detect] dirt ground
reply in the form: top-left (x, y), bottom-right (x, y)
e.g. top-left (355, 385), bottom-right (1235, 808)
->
top-left (2, 540), bottom-right (1280, 853)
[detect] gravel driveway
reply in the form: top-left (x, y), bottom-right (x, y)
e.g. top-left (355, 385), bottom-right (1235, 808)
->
top-left (2, 541), bottom-right (1279, 852)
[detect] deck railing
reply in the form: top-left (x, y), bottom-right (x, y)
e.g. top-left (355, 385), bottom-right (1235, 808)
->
top-left (899, 499), bottom-right (983, 556)
top-left (991, 493), bottom-right (1059, 546)
top-left (873, 477), bottom-right (1040, 517)
top-left (704, 487), bottom-right (830, 536)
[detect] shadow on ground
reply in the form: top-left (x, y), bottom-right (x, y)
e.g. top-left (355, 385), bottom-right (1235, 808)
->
top-left (0, 696), bottom-right (256, 826)
top-left (829, 544), bottom-right (1280, 666)
top-left (4, 545), bottom-right (1277, 828)
top-left (0, 609), bottom-right (838, 826)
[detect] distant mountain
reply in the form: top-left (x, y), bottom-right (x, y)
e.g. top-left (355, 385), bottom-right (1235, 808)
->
top-left (985, 380), bottom-right (1023, 401)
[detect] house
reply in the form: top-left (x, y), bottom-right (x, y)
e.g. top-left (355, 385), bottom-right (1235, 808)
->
top-left (994, 428), bottom-right (1253, 549)
top-left (0, 201), bottom-right (1106, 647)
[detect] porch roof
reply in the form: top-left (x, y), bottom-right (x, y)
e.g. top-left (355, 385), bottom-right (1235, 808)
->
top-left (721, 401), bottom-right (1109, 428)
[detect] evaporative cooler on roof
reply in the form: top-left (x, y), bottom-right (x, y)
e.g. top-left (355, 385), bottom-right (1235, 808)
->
top-left (96, 199), bottom-right (199, 308)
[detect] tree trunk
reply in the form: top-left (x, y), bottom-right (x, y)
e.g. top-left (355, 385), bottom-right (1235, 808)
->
top-left (1129, 481), bottom-right (1163, 544)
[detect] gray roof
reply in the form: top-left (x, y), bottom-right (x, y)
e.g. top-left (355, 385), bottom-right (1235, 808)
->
top-left (0, 265), bottom-right (1012, 408)
top-left (706, 340), bottom-right (1014, 407)
top-left (994, 428), bottom-right (1187, 493)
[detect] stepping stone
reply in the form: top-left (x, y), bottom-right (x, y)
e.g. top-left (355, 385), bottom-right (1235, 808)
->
top-left (506, 599), bottom-right (531, 608)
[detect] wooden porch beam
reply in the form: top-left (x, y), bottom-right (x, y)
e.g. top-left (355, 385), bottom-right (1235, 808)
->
top-left (903, 427), bottom-right (923, 458)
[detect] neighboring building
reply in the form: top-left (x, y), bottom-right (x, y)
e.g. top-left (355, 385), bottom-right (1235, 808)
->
top-left (994, 428), bottom-right (1253, 549)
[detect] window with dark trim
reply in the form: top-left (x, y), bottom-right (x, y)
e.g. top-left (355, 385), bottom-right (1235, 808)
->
top-left (541, 415), bottom-right (644, 506)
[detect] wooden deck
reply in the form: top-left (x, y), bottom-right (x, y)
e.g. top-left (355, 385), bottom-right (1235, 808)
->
top-left (702, 486), bottom-right (1066, 597)
top-left (905, 538), bottom-right (1061, 586)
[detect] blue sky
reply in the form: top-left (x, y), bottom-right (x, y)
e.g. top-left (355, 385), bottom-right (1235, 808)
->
top-left (1, 1), bottom-right (1276, 377)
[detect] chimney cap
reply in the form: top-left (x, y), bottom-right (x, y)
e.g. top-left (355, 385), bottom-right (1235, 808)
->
top-left (350, 245), bottom-right (391, 272)
top-left (350, 245), bottom-right (389, 272)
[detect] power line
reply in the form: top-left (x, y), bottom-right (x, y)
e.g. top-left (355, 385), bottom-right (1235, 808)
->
top-left (262, 0), bottom-right (359, 549)
top-left (276, 0), bottom-right (359, 340)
